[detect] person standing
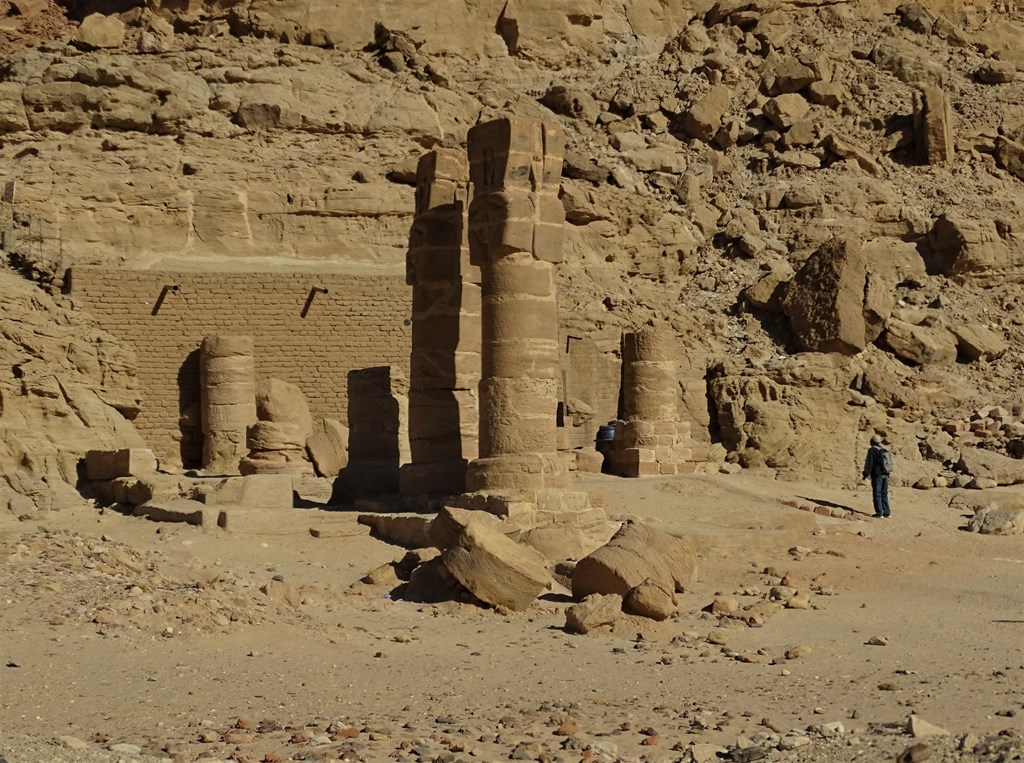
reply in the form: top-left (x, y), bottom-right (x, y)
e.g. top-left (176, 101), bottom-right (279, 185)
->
top-left (863, 434), bottom-right (893, 518)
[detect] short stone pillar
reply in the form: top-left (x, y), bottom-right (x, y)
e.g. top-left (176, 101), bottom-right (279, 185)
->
top-left (464, 117), bottom-right (568, 493)
top-left (401, 149), bottom-right (481, 496)
top-left (913, 86), bottom-right (954, 165)
top-left (608, 327), bottom-right (693, 477)
top-left (200, 335), bottom-right (257, 475)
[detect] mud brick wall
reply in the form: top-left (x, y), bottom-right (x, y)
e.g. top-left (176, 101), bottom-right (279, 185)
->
top-left (71, 268), bottom-right (412, 467)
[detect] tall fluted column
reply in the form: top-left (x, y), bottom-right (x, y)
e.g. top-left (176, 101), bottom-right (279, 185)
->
top-left (465, 117), bottom-right (568, 493)
top-left (401, 149), bottom-right (481, 496)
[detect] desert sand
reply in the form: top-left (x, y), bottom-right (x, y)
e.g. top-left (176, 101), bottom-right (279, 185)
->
top-left (2, 471), bottom-right (1021, 763)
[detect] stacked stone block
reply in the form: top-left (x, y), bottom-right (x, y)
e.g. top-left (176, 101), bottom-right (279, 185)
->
top-left (608, 327), bottom-right (694, 477)
top-left (401, 149), bottom-right (482, 496)
top-left (464, 117), bottom-right (569, 493)
top-left (200, 335), bottom-right (257, 475)
top-left (240, 421), bottom-right (313, 476)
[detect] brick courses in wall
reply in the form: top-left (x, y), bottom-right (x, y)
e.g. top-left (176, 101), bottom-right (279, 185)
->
top-left (70, 268), bottom-right (412, 468)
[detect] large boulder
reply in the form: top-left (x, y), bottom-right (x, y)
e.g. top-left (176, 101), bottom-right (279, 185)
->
top-left (565, 593), bottom-right (623, 634)
top-left (677, 86), bottom-right (732, 143)
top-left (443, 520), bottom-right (551, 612)
top-left (305, 419), bottom-right (349, 477)
top-left (256, 378), bottom-right (314, 437)
top-left (74, 13), bottom-right (126, 49)
top-left (968, 507), bottom-right (1024, 535)
top-left (782, 238), bottom-right (893, 354)
top-left (923, 213), bottom-right (1022, 280)
top-left (950, 324), bottom-right (1007, 362)
top-left (996, 136), bottom-right (1024, 181)
top-left (881, 320), bottom-right (958, 366)
top-left (571, 521), bottom-right (697, 621)
top-left (958, 448), bottom-right (1024, 486)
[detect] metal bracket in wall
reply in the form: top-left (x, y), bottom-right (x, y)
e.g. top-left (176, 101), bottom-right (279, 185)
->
top-left (151, 284), bottom-right (179, 315)
top-left (301, 286), bottom-right (329, 318)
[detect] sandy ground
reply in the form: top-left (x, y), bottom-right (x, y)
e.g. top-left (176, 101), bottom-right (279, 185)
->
top-left (1, 471), bottom-right (1022, 763)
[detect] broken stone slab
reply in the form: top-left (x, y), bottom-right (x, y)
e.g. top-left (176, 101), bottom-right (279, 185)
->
top-left (83, 448), bottom-right (158, 481)
top-left (995, 136), bottom-right (1024, 182)
top-left (907, 715), bottom-right (950, 738)
top-left (763, 93), bottom-right (810, 129)
top-left (359, 513), bottom-right (433, 549)
top-left (443, 520), bottom-right (551, 612)
top-left (968, 507), bottom-right (1024, 535)
top-left (677, 85), bottom-right (731, 143)
top-left (958, 447), bottom-right (1024, 486)
top-left (882, 320), bottom-right (958, 366)
top-left (950, 323), bottom-right (1007, 362)
top-left (565, 593), bottom-right (623, 634)
top-left (133, 498), bottom-right (216, 527)
top-left (625, 580), bottom-right (677, 620)
top-left (256, 378), bottom-right (314, 437)
top-left (429, 506), bottom-right (508, 551)
top-left (305, 419), bottom-right (349, 477)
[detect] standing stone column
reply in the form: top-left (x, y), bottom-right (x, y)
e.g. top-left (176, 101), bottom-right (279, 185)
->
top-left (401, 149), bottom-right (481, 496)
top-left (609, 327), bottom-right (693, 477)
top-left (465, 117), bottom-right (568, 493)
top-left (200, 335), bottom-right (257, 475)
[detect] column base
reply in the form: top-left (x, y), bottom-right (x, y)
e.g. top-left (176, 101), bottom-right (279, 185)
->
top-left (465, 452), bottom-right (569, 492)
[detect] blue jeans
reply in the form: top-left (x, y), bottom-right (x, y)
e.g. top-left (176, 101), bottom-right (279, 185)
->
top-left (871, 475), bottom-right (891, 517)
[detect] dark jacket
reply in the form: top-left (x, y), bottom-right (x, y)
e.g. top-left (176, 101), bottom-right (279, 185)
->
top-left (863, 444), bottom-right (888, 479)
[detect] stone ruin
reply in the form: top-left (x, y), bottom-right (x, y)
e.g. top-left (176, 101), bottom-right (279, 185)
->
top-left (75, 116), bottom-right (709, 621)
top-left (606, 327), bottom-right (698, 478)
top-left (401, 148), bottom-right (480, 497)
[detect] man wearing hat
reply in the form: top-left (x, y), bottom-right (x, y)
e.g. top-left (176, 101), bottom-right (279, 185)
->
top-left (862, 434), bottom-right (893, 518)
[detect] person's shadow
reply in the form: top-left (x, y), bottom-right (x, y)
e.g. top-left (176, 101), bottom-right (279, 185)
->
top-left (798, 495), bottom-right (873, 517)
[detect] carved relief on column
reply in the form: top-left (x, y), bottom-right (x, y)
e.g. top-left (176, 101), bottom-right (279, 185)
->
top-left (464, 117), bottom-right (569, 493)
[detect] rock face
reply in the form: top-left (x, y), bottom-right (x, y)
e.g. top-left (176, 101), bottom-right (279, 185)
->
top-left (443, 520), bottom-right (552, 612)
top-left (782, 239), bottom-right (888, 355)
top-left (0, 271), bottom-right (143, 512)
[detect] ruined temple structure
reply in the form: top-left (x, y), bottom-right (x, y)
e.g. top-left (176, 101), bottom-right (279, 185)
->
top-left (400, 149), bottom-right (481, 497)
top-left (463, 117), bottom-right (570, 494)
top-left (607, 327), bottom-right (696, 477)
top-left (200, 335), bottom-right (257, 475)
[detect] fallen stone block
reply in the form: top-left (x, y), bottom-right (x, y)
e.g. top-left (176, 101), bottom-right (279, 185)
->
top-left (84, 448), bottom-right (158, 481)
top-left (429, 506), bottom-right (507, 551)
top-left (443, 520), bottom-right (551, 611)
top-left (625, 580), bottom-right (677, 620)
top-left (358, 513), bottom-right (433, 549)
top-left (198, 474), bottom-right (295, 509)
top-left (306, 419), bottom-right (349, 477)
top-left (968, 507), bottom-right (1024, 535)
top-left (565, 593), bottom-right (623, 634)
top-left (132, 498), bottom-right (216, 527)
top-left (571, 521), bottom-right (696, 604)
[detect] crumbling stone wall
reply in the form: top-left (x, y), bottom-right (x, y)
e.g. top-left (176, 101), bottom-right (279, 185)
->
top-left (71, 268), bottom-right (411, 466)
